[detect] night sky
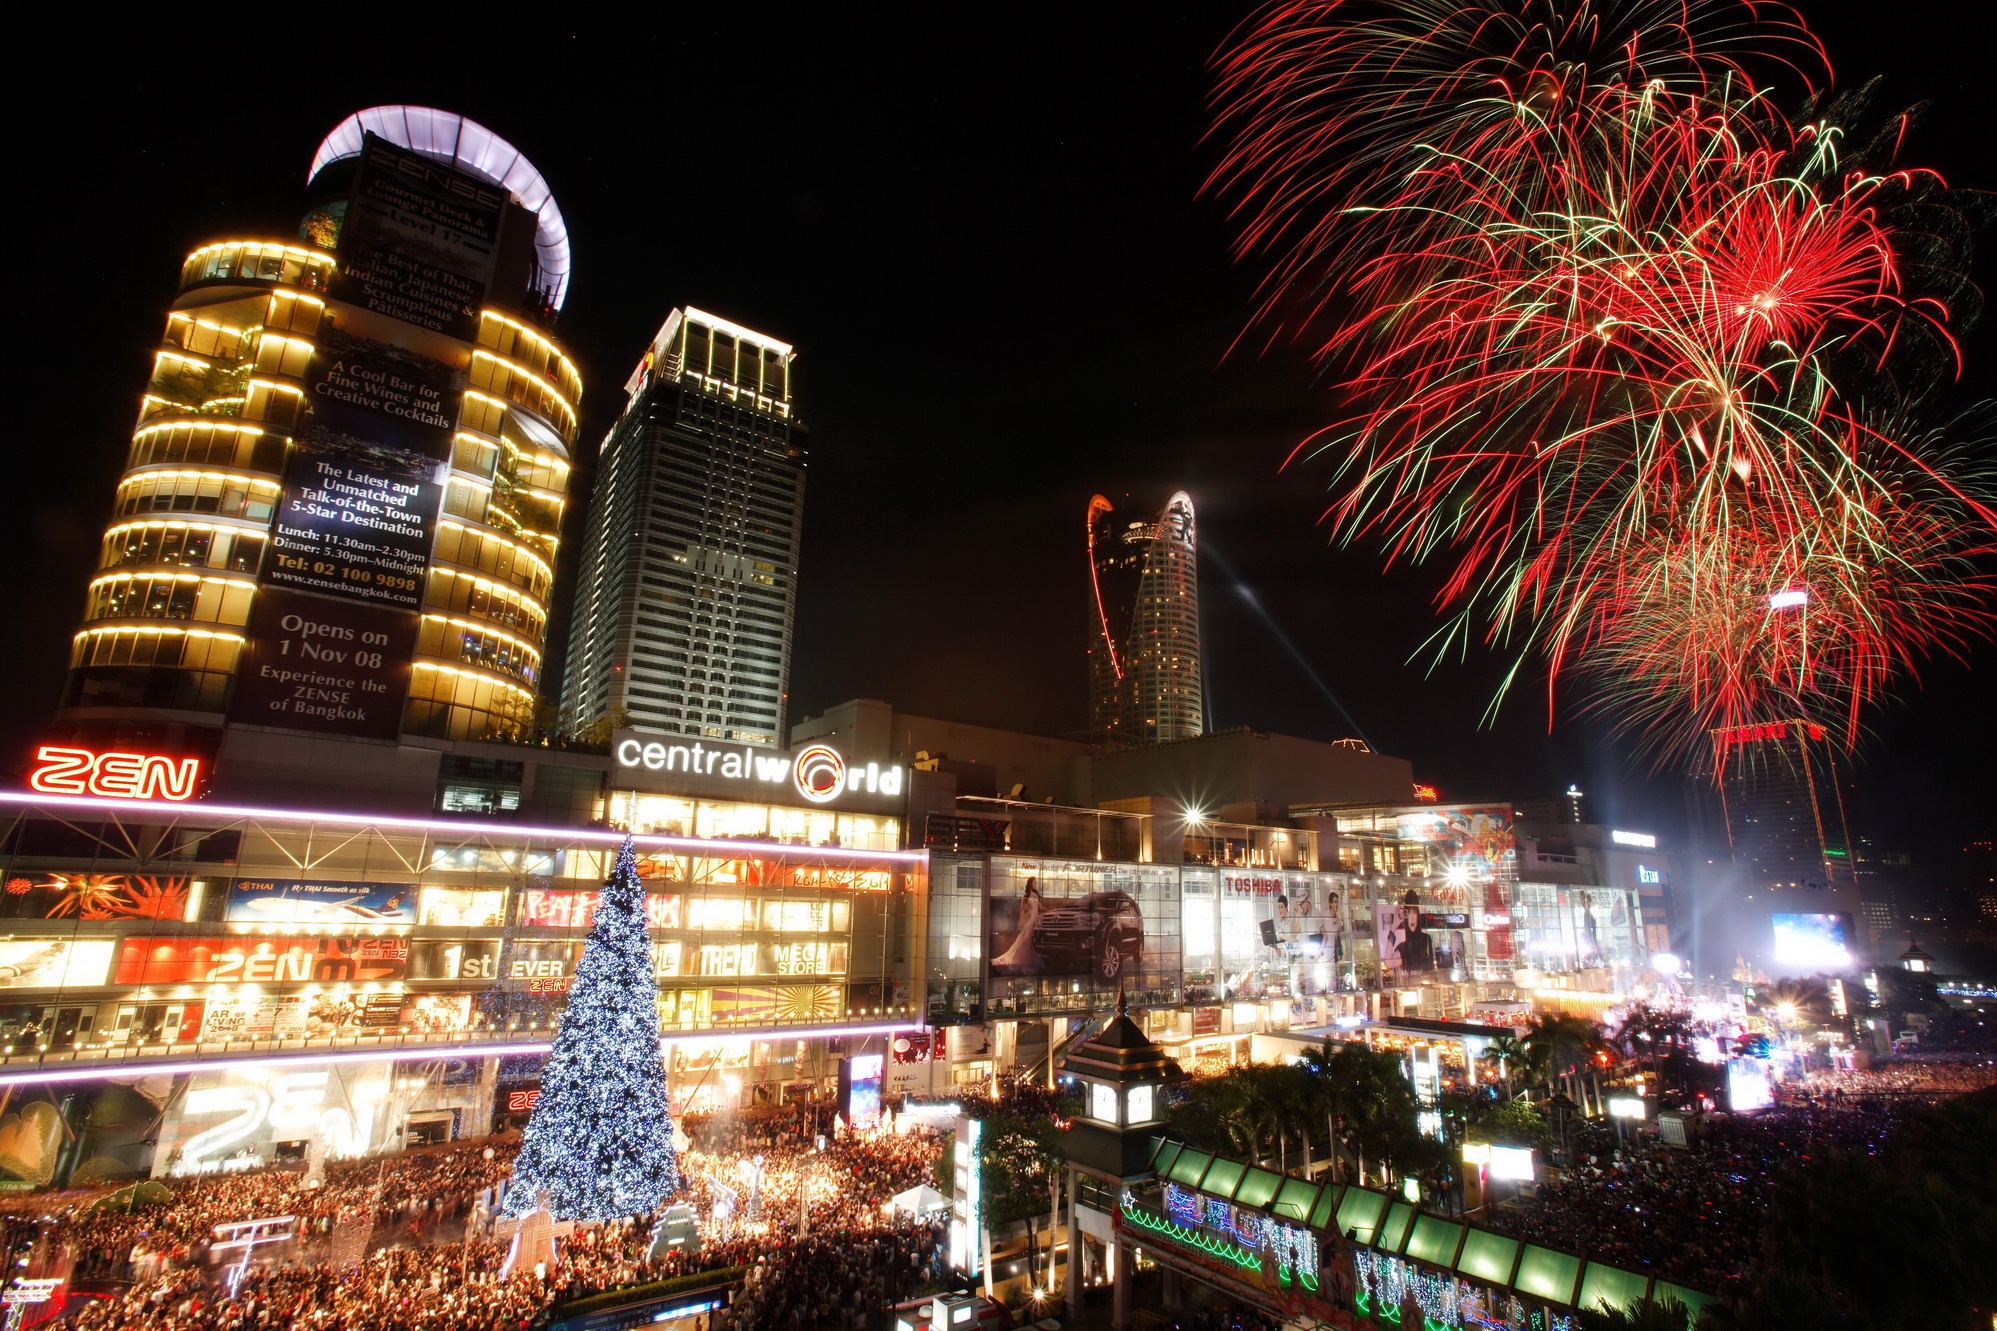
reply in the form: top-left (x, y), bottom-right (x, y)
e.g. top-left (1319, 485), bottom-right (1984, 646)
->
top-left (11, 7), bottom-right (1994, 894)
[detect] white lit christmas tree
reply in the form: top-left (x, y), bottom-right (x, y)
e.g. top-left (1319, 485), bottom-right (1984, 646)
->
top-left (503, 835), bottom-right (681, 1219)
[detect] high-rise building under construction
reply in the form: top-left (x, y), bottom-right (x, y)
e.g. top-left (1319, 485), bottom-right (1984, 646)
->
top-left (1087, 491), bottom-right (1204, 747)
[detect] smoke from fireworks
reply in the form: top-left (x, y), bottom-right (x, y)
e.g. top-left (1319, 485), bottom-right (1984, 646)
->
top-left (1208, 0), bottom-right (1997, 769)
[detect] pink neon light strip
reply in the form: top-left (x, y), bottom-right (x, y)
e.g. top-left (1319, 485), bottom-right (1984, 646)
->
top-left (0, 1021), bottom-right (921, 1088)
top-left (0, 790), bottom-right (927, 864)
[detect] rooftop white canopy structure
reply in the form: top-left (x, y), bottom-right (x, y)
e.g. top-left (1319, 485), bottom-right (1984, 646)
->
top-left (309, 106), bottom-right (572, 309)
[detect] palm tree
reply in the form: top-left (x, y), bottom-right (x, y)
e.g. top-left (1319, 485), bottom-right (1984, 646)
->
top-left (1297, 1041), bottom-right (1416, 1185)
top-left (1484, 1032), bottom-right (1529, 1100)
top-left (1574, 1296), bottom-right (1695, 1331)
top-left (1522, 1013), bottom-right (1609, 1105)
top-left (1297, 1043), bottom-right (1353, 1182)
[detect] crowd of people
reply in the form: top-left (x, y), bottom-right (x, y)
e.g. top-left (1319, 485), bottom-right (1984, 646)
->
top-left (1792, 1054), bottom-right (1997, 1103)
top-left (1480, 1060), bottom-right (1992, 1289)
top-left (8, 1103), bottom-right (948, 1331)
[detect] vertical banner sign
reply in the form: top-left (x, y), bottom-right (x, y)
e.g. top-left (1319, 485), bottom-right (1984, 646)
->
top-left (329, 134), bottom-right (505, 339)
top-left (229, 587), bottom-right (418, 740)
top-left (265, 326), bottom-right (454, 608)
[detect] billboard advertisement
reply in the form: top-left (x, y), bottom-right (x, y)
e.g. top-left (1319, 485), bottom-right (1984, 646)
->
top-left (264, 324), bottom-right (455, 603)
top-left (988, 860), bottom-right (1179, 996)
top-left (225, 878), bottom-right (418, 925)
top-left (329, 133), bottom-right (505, 339)
top-left (1771, 913), bottom-right (1853, 971)
top-left (519, 887), bottom-right (682, 931)
top-left (1394, 805), bottom-right (1517, 900)
top-left (990, 877), bottom-right (1145, 980)
top-left (0, 939), bottom-right (116, 989)
top-left (1727, 1057), bottom-right (1775, 1112)
top-left (1374, 899), bottom-right (1472, 973)
top-left (1215, 871), bottom-right (1345, 999)
top-left (235, 318), bottom-right (456, 740)
top-left (114, 936), bottom-right (409, 986)
top-left (0, 873), bottom-right (190, 922)
top-left (228, 587), bottom-right (421, 740)
top-left (840, 1053), bottom-right (884, 1131)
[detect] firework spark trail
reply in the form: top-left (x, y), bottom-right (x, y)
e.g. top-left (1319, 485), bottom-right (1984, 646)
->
top-left (1207, 0), bottom-right (1997, 769)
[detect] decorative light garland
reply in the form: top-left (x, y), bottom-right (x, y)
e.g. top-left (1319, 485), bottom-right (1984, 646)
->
top-left (1121, 1193), bottom-right (1262, 1272)
top-left (1139, 1186), bottom-right (1319, 1290)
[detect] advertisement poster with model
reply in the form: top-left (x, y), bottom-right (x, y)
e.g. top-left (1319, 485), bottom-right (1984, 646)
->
top-left (989, 876), bottom-right (1146, 981)
top-left (1216, 871), bottom-right (1345, 999)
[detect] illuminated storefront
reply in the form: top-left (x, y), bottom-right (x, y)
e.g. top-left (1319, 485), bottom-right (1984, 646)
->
top-left (0, 790), bottom-right (923, 1160)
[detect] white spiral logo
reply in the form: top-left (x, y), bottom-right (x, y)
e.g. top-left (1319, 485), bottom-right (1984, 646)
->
top-left (793, 745), bottom-right (846, 804)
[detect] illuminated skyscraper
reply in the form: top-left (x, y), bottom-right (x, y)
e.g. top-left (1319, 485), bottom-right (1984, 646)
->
top-left (561, 309), bottom-right (803, 746)
top-left (1087, 491), bottom-right (1204, 747)
top-left (1707, 720), bottom-right (1855, 895)
top-left (61, 106), bottom-right (578, 756)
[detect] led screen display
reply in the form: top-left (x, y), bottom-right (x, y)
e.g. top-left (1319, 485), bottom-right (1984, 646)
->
top-left (1771, 913), bottom-right (1852, 971)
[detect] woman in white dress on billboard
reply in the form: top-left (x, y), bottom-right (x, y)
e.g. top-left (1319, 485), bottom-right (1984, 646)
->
top-left (994, 877), bottom-right (1043, 970)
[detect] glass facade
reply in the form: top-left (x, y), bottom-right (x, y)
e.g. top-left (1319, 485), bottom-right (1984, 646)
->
top-left (0, 799), bottom-right (922, 1092)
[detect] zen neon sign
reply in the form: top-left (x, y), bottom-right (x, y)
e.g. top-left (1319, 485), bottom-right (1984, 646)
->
top-left (30, 745), bottom-right (202, 801)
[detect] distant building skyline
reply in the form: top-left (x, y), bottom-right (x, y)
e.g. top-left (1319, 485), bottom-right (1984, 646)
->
top-left (562, 308), bottom-right (804, 746)
top-left (1087, 490), bottom-right (1205, 748)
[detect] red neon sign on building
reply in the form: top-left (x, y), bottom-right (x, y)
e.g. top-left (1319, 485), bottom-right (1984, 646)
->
top-left (1713, 722), bottom-right (1827, 747)
top-left (29, 745), bottom-right (203, 802)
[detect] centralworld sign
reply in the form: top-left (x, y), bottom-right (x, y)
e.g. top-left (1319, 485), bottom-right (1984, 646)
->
top-left (612, 735), bottom-right (904, 807)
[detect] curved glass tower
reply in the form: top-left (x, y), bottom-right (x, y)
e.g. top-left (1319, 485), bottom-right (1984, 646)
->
top-left (61, 107), bottom-right (579, 750)
top-left (1087, 490), bottom-right (1204, 747)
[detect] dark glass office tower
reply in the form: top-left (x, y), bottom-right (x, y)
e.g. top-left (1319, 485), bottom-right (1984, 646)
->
top-left (563, 309), bottom-right (803, 746)
top-left (1708, 720), bottom-right (1855, 894)
top-left (1087, 490), bottom-right (1204, 747)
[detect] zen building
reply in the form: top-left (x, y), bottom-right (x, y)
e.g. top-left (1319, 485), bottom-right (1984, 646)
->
top-left (562, 308), bottom-right (804, 746)
top-left (62, 106), bottom-right (580, 779)
top-left (0, 778), bottom-right (925, 1182)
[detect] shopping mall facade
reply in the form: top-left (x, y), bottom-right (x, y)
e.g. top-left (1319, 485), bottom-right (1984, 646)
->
top-left (0, 100), bottom-right (1656, 1189)
top-left (0, 729), bottom-right (1653, 1184)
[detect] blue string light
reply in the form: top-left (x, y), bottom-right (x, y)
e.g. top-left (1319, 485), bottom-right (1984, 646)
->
top-left (503, 836), bottom-right (682, 1220)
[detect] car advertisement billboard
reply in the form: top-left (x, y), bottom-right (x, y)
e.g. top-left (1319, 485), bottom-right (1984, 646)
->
top-left (987, 859), bottom-right (1179, 1001)
top-left (990, 877), bottom-right (1144, 981)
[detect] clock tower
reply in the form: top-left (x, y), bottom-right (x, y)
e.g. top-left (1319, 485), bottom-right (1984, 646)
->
top-left (1060, 991), bottom-right (1180, 1329)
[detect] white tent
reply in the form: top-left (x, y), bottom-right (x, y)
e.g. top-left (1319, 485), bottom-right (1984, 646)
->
top-left (889, 1184), bottom-right (950, 1216)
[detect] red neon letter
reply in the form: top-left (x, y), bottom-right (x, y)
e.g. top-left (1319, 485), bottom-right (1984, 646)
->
top-left (28, 746), bottom-right (95, 795)
top-left (139, 755), bottom-right (202, 801)
top-left (89, 751), bottom-right (146, 799)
